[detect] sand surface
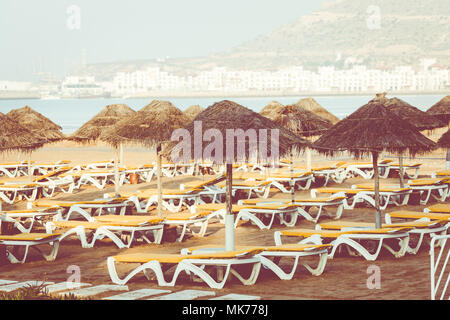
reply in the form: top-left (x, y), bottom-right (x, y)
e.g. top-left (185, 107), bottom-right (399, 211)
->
top-left (0, 131), bottom-right (448, 300)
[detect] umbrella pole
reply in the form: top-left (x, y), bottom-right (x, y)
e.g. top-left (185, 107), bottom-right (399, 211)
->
top-left (225, 163), bottom-right (235, 251)
top-left (306, 147), bottom-right (312, 172)
top-left (290, 150), bottom-right (295, 203)
top-left (446, 148), bottom-right (450, 170)
top-left (372, 151), bottom-right (382, 228)
top-left (28, 152), bottom-right (32, 183)
top-left (398, 156), bottom-right (405, 188)
top-left (114, 147), bottom-right (120, 197)
top-left (157, 144), bottom-right (163, 218)
top-left (119, 143), bottom-right (124, 166)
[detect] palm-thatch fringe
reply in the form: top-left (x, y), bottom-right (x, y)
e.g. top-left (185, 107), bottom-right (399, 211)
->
top-left (6, 106), bottom-right (65, 142)
top-left (100, 100), bottom-right (191, 148)
top-left (426, 95), bottom-right (450, 122)
top-left (438, 128), bottom-right (450, 148)
top-left (312, 100), bottom-right (437, 158)
top-left (260, 101), bottom-right (332, 137)
top-left (295, 97), bottom-right (340, 124)
top-left (69, 104), bottom-right (136, 144)
top-left (372, 93), bottom-right (446, 131)
top-left (165, 100), bottom-right (311, 163)
top-left (0, 113), bottom-right (46, 152)
top-left (183, 105), bottom-right (204, 121)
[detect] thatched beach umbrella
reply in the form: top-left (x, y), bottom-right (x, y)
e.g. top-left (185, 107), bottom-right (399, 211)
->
top-left (183, 105), bottom-right (204, 121)
top-left (372, 93), bottom-right (446, 186)
top-left (70, 104), bottom-right (136, 143)
top-left (295, 97), bottom-right (340, 125)
top-left (427, 95), bottom-right (450, 123)
top-left (6, 106), bottom-right (65, 179)
top-left (261, 101), bottom-right (332, 171)
top-left (375, 94), bottom-right (446, 131)
top-left (438, 129), bottom-right (450, 169)
top-left (0, 113), bottom-right (45, 188)
top-left (101, 100), bottom-right (191, 216)
top-left (6, 106), bottom-right (65, 143)
top-left (312, 100), bottom-right (437, 228)
top-left (166, 100), bottom-right (311, 250)
top-left (0, 113), bottom-right (45, 152)
top-left (70, 104), bottom-right (136, 165)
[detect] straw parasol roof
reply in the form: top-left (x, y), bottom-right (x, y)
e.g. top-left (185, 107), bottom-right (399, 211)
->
top-left (69, 104), bottom-right (136, 143)
top-left (101, 100), bottom-right (191, 148)
top-left (438, 128), bottom-right (450, 148)
top-left (295, 97), bottom-right (340, 124)
top-left (312, 100), bottom-right (437, 158)
top-left (6, 106), bottom-right (65, 142)
top-left (260, 102), bottom-right (333, 137)
top-left (426, 95), bottom-right (450, 122)
top-left (183, 105), bottom-right (204, 121)
top-left (166, 100), bottom-right (311, 162)
top-left (260, 101), bottom-right (285, 115)
top-left (372, 93), bottom-right (446, 131)
top-left (0, 113), bottom-right (46, 152)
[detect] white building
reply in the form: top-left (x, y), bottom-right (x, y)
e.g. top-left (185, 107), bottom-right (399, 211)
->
top-left (61, 75), bottom-right (104, 97)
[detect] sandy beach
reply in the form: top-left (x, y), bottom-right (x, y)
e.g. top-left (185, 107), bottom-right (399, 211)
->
top-left (0, 128), bottom-right (448, 300)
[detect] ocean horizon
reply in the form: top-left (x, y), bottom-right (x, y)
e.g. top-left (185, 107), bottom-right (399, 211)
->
top-left (0, 94), bottom-right (446, 134)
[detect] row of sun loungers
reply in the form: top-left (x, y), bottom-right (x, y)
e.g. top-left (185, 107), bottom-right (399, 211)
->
top-left (0, 157), bottom-right (449, 292)
top-left (107, 203), bottom-right (450, 288)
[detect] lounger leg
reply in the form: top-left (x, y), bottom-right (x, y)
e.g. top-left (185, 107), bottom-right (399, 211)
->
top-left (107, 258), bottom-right (168, 286)
top-left (6, 245), bottom-right (30, 264)
top-left (334, 204), bottom-right (344, 220)
top-left (229, 262), bottom-right (261, 286)
top-left (330, 237), bottom-right (384, 261)
top-left (296, 207), bottom-right (315, 222)
top-left (382, 236), bottom-right (410, 258)
top-left (174, 262), bottom-right (231, 289)
top-left (301, 252), bottom-right (328, 276)
top-left (279, 211), bottom-right (298, 227)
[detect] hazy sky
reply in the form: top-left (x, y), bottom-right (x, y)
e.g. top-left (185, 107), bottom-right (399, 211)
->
top-left (0, 0), bottom-right (327, 81)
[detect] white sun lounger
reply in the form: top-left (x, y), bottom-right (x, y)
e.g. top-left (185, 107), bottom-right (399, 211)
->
top-left (379, 161), bottom-right (422, 179)
top-left (181, 243), bottom-right (330, 281)
top-left (319, 219), bottom-right (448, 255)
top-left (339, 159), bottom-right (393, 180)
top-left (311, 185), bottom-right (412, 210)
top-left (425, 204), bottom-right (450, 214)
top-left (60, 170), bottom-right (126, 190)
top-left (0, 162), bottom-right (23, 178)
top-left (406, 178), bottom-right (449, 205)
top-left (239, 196), bottom-right (345, 223)
top-left (431, 170), bottom-right (450, 179)
top-left (0, 233), bottom-right (61, 264)
top-left (45, 215), bottom-right (165, 248)
top-left (32, 198), bottom-right (132, 222)
top-left (0, 207), bottom-right (62, 233)
top-left (193, 203), bottom-right (300, 230)
top-left (0, 183), bottom-right (41, 204)
top-left (106, 188), bottom-right (203, 214)
top-left (31, 160), bottom-right (72, 176)
top-left (107, 249), bottom-right (263, 289)
top-left (274, 227), bottom-right (410, 261)
top-left (163, 211), bottom-right (217, 242)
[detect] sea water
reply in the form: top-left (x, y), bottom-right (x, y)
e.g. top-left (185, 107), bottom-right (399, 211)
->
top-left (0, 94), bottom-right (446, 134)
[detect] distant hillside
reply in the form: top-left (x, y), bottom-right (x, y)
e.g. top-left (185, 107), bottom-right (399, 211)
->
top-left (82, 0), bottom-right (450, 79)
top-left (217, 0), bottom-right (450, 70)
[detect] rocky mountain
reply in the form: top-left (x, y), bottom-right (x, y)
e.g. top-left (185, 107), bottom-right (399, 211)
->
top-left (216, 0), bottom-right (450, 70)
top-left (83, 0), bottom-right (450, 79)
